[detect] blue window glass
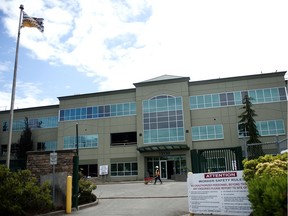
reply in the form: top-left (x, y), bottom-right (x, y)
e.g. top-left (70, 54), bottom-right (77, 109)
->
top-left (271, 88), bottom-right (279, 101)
top-left (143, 95), bottom-right (184, 144)
top-left (256, 90), bottom-right (264, 103)
top-left (98, 106), bottom-right (104, 117)
top-left (220, 93), bottom-right (227, 106)
top-left (117, 104), bottom-right (123, 116)
top-left (263, 89), bottom-right (272, 102)
top-left (87, 107), bottom-right (92, 119)
top-left (192, 125), bottom-right (224, 141)
top-left (190, 96), bottom-right (197, 109)
top-left (76, 108), bottom-right (81, 120)
top-left (190, 87), bottom-right (287, 110)
top-left (227, 93), bottom-right (234, 105)
top-left (60, 110), bottom-right (64, 121)
top-left (197, 96), bottom-right (205, 108)
top-left (279, 87), bottom-right (287, 100)
top-left (64, 134), bottom-right (98, 149)
top-left (92, 107), bottom-right (98, 118)
top-left (70, 109), bottom-right (75, 120)
top-left (205, 95), bottom-right (212, 108)
top-left (239, 119), bottom-right (285, 137)
top-left (124, 103), bottom-right (129, 115)
top-left (80, 108), bottom-right (86, 119)
top-left (105, 105), bottom-right (110, 117)
top-left (275, 120), bottom-right (285, 134)
top-left (212, 94), bottom-right (220, 107)
top-left (64, 110), bottom-right (70, 121)
top-left (130, 102), bottom-right (136, 114)
top-left (111, 104), bottom-right (117, 116)
top-left (234, 92), bottom-right (242, 105)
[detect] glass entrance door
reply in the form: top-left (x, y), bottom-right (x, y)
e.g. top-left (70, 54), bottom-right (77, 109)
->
top-left (160, 160), bottom-right (167, 179)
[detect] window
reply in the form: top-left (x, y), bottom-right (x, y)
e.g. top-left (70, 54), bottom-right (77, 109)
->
top-left (111, 162), bottom-right (138, 176)
top-left (79, 164), bottom-right (98, 177)
top-left (238, 119), bottom-right (285, 137)
top-left (143, 95), bottom-right (185, 144)
top-left (2, 116), bottom-right (58, 132)
top-left (192, 125), bottom-right (224, 141)
top-left (111, 132), bottom-right (137, 146)
top-left (59, 102), bottom-right (136, 121)
top-left (190, 87), bottom-right (287, 110)
top-left (37, 141), bottom-right (57, 151)
top-left (64, 134), bottom-right (98, 149)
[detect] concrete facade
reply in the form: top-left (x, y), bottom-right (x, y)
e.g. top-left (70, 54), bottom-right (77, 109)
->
top-left (0, 72), bottom-right (287, 181)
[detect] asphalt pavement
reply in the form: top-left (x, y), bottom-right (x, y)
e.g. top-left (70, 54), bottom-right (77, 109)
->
top-left (66, 180), bottom-right (190, 216)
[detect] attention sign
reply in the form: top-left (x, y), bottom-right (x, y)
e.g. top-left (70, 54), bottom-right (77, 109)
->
top-left (187, 171), bottom-right (252, 216)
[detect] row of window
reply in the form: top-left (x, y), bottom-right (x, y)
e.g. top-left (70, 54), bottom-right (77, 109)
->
top-left (63, 135), bottom-right (98, 149)
top-left (59, 102), bottom-right (136, 121)
top-left (239, 119), bottom-right (285, 137)
top-left (2, 116), bottom-right (58, 132)
top-left (111, 162), bottom-right (138, 176)
top-left (143, 128), bottom-right (185, 143)
top-left (191, 120), bottom-right (285, 141)
top-left (190, 87), bottom-right (287, 110)
top-left (143, 95), bottom-right (183, 113)
top-left (192, 125), bottom-right (224, 141)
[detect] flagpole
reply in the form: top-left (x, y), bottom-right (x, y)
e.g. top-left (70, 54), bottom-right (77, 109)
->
top-left (6, 4), bottom-right (24, 169)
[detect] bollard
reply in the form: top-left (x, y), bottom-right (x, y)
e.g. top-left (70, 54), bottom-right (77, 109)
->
top-left (66, 176), bottom-right (72, 214)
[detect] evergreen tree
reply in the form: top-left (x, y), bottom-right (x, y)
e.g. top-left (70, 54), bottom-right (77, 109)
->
top-left (17, 117), bottom-right (33, 167)
top-left (238, 95), bottom-right (264, 159)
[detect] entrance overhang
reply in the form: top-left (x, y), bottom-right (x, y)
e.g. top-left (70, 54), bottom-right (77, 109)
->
top-left (137, 144), bottom-right (189, 153)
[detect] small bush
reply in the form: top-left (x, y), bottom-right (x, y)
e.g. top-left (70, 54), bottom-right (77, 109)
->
top-left (78, 175), bottom-right (97, 205)
top-left (243, 153), bottom-right (288, 182)
top-left (248, 174), bottom-right (287, 216)
top-left (0, 165), bottom-right (53, 215)
top-left (243, 153), bottom-right (288, 216)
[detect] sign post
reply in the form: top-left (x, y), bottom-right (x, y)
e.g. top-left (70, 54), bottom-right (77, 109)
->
top-left (50, 151), bottom-right (57, 204)
top-left (99, 165), bottom-right (108, 182)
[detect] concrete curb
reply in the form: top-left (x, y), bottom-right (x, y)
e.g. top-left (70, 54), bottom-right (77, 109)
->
top-left (39, 199), bottom-right (99, 216)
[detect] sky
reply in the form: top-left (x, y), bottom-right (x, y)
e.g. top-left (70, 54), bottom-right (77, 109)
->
top-left (0, 0), bottom-right (287, 110)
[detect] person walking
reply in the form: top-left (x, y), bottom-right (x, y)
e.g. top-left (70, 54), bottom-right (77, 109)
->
top-left (154, 166), bottom-right (162, 184)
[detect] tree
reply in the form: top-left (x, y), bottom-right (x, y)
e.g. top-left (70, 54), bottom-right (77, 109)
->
top-left (238, 95), bottom-right (264, 159)
top-left (17, 117), bottom-right (33, 167)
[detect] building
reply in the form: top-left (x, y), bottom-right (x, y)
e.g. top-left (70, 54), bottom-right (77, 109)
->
top-left (0, 71), bottom-right (287, 181)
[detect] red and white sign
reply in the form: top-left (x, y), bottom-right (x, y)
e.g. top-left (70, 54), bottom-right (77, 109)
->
top-left (187, 171), bottom-right (252, 216)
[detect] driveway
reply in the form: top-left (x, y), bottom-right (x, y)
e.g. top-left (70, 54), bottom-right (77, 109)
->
top-left (68, 181), bottom-right (189, 216)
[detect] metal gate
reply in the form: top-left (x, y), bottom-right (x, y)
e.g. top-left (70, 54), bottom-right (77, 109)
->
top-left (191, 147), bottom-right (243, 173)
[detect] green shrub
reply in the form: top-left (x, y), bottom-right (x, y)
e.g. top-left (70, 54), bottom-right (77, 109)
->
top-left (243, 153), bottom-right (288, 182)
top-left (0, 165), bottom-right (53, 215)
top-left (248, 174), bottom-right (287, 216)
top-left (78, 177), bottom-right (97, 205)
top-left (243, 153), bottom-right (288, 216)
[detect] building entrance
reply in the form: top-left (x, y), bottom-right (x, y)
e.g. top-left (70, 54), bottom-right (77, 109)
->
top-left (145, 155), bottom-right (186, 180)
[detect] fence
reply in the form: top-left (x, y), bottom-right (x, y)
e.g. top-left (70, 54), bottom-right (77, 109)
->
top-left (191, 147), bottom-right (243, 173)
top-left (243, 137), bottom-right (287, 159)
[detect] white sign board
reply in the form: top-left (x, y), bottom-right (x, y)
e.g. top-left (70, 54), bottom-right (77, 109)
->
top-left (99, 165), bottom-right (108, 175)
top-left (187, 171), bottom-right (252, 216)
top-left (50, 152), bottom-right (57, 165)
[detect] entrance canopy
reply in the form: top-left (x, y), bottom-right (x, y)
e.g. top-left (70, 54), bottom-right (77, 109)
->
top-left (137, 144), bottom-right (189, 153)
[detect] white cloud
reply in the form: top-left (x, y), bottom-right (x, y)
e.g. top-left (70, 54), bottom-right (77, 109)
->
top-left (0, 80), bottom-right (58, 110)
top-left (0, 0), bottom-right (287, 108)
